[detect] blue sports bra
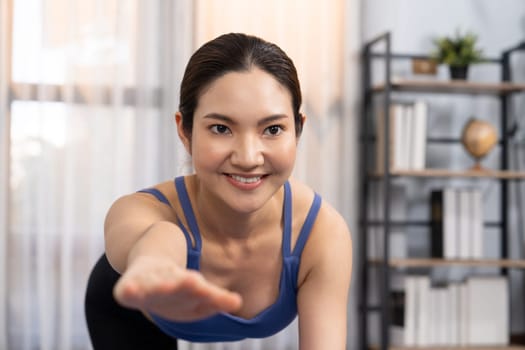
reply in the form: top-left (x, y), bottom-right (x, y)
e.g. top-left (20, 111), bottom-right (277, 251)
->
top-left (138, 176), bottom-right (322, 342)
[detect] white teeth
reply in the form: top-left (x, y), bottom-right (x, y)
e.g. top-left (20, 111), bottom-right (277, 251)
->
top-left (230, 175), bottom-right (261, 183)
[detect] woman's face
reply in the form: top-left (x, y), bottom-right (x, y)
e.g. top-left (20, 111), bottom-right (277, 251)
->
top-left (179, 67), bottom-right (301, 214)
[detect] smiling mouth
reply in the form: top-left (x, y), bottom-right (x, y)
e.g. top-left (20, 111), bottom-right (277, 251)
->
top-left (226, 174), bottom-right (264, 184)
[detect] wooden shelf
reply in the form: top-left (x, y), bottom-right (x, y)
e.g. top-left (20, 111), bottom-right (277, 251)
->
top-left (370, 345), bottom-right (525, 350)
top-left (372, 168), bottom-right (525, 179)
top-left (370, 258), bottom-right (525, 269)
top-left (372, 79), bottom-right (525, 96)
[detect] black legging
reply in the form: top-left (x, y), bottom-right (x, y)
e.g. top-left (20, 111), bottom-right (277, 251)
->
top-left (85, 254), bottom-right (178, 350)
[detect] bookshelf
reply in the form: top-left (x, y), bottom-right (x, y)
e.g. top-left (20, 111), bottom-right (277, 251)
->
top-left (359, 32), bottom-right (525, 350)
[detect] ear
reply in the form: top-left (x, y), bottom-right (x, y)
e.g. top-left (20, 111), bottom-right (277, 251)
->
top-left (297, 113), bottom-right (307, 140)
top-left (175, 112), bottom-right (192, 155)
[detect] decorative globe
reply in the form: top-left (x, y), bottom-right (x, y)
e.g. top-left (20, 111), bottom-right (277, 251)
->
top-left (461, 118), bottom-right (498, 170)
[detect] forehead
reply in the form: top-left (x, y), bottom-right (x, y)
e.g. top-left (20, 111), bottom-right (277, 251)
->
top-left (195, 67), bottom-right (293, 119)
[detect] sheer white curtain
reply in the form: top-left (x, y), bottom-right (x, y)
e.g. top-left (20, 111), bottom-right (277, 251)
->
top-left (0, 1), bottom-right (11, 349)
top-left (2, 0), bottom-right (362, 349)
top-left (2, 0), bottom-right (192, 349)
top-left (178, 1), bottom-right (362, 349)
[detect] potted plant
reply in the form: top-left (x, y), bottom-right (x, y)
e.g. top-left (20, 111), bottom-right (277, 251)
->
top-left (432, 30), bottom-right (484, 80)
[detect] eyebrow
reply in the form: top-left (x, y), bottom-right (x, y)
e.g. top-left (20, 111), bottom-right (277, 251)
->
top-left (203, 113), bottom-right (290, 126)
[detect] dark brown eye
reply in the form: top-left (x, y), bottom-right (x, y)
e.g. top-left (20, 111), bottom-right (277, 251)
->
top-left (264, 125), bottom-right (283, 136)
top-left (210, 124), bottom-right (231, 134)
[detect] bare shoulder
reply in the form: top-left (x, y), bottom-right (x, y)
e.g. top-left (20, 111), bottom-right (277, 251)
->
top-left (106, 179), bottom-right (177, 225)
top-left (288, 177), bottom-right (351, 240)
top-left (289, 178), bottom-right (352, 285)
top-left (104, 179), bottom-right (181, 272)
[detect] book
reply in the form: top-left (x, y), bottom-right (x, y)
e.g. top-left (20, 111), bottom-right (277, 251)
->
top-left (375, 103), bottom-right (404, 172)
top-left (430, 188), bottom-right (457, 259)
top-left (403, 276), bottom-right (418, 346)
top-left (415, 276), bottom-right (431, 346)
top-left (466, 276), bottom-right (509, 345)
top-left (375, 101), bottom-right (427, 171)
top-left (444, 188), bottom-right (458, 259)
top-left (470, 188), bottom-right (484, 259)
top-left (448, 283), bottom-right (460, 346)
top-left (459, 282), bottom-right (469, 346)
top-left (435, 286), bottom-right (449, 345)
top-left (458, 189), bottom-right (471, 259)
top-left (391, 103), bottom-right (406, 170)
top-left (389, 287), bottom-right (406, 346)
top-left (411, 100), bottom-right (428, 170)
top-left (390, 275), bottom-right (427, 347)
top-left (401, 104), bottom-right (413, 170)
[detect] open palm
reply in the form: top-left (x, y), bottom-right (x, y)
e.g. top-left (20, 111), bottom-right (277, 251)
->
top-left (113, 256), bottom-right (242, 321)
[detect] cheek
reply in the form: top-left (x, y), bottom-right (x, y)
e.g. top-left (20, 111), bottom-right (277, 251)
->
top-left (269, 139), bottom-right (297, 168)
top-left (190, 136), bottom-right (229, 168)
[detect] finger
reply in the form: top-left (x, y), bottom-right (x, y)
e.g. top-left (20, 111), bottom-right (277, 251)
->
top-left (205, 286), bottom-right (243, 312)
top-left (113, 279), bottom-right (145, 308)
top-left (179, 272), bottom-right (243, 312)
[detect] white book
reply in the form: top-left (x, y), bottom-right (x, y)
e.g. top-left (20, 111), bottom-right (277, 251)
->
top-left (390, 326), bottom-right (405, 347)
top-left (438, 287), bottom-right (450, 345)
top-left (458, 189), bottom-right (471, 259)
top-left (466, 276), bottom-right (509, 346)
top-left (401, 104), bottom-right (413, 170)
top-left (443, 188), bottom-right (458, 259)
top-left (427, 287), bottom-right (438, 346)
top-left (406, 104), bottom-right (416, 169)
top-left (471, 189), bottom-right (484, 259)
top-left (458, 282), bottom-right (469, 346)
top-left (416, 277), bottom-right (431, 346)
top-left (448, 283), bottom-right (460, 346)
top-left (392, 104), bottom-right (405, 170)
top-left (411, 100), bottom-right (427, 170)
top-left (404, 276), bottom-right (418, 346)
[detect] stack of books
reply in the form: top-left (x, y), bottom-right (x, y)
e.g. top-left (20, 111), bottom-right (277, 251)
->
top-left (430, 187), bottom-right (484, 259)
top-left (375, 100), bottom-right (428, 172)
top-left (391, 275), bottom-right (509, 347)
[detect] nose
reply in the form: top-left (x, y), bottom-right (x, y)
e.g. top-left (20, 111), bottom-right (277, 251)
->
top-left (230, 134), bottom-right (264, 169)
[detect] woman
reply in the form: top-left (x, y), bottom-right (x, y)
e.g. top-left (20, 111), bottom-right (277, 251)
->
top-left (85, 32), bottom-right (352, 349)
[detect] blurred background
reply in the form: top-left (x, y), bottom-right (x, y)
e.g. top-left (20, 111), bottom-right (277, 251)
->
top-left (0, 0), bottom-right (523, 349)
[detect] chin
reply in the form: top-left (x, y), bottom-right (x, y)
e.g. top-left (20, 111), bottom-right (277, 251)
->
top-left (221, 176), bottom-right (283, 213)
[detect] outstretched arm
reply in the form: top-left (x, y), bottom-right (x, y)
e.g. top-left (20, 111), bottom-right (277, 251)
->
top-left (297, 205), bottom-right (353, 350)
top-left (104, 193), bottom-right (241, 321)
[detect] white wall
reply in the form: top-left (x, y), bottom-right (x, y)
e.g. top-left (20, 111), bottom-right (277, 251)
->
top-left (362, 0), bottom-right (525, 55)
top-left (361, 0), bottom-right (525, 338)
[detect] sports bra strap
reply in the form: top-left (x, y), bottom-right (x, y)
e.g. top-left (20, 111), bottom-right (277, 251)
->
top-left (282, 181), bottom-right (293, 256)
top-left (292, 193), bottom-right (322, 257)
top-left (137, 188), bottom-right (171, 206)
top-left (175, 177), bottom-right (202, 251)
top-left (137, 187), bottom-right (197, 253)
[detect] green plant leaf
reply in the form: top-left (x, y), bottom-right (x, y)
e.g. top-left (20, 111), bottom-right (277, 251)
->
top-left (431, 29), bottom-right (483, 66)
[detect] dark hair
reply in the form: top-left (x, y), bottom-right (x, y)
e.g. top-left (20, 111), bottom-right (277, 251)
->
top-left (179, 33), bottom-right (303, 137)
